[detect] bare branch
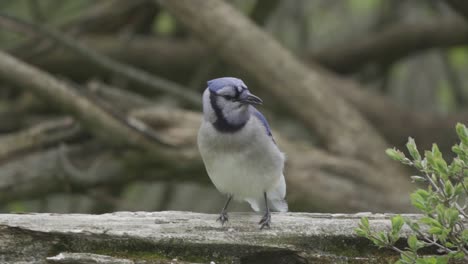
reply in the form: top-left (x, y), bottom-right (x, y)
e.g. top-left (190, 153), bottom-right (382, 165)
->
top-left (0, 49), bottom-right (183, 161)
top-left (68, 0), bottom-right (159, 34)
top-left (188, 0), bottom-right (280, 90)
top-left (312, 18), bottom-right (468, 74)
top-left (445, 0), bottom-right (468, 22)
top-left (250, 0), bottom-right (281, 26)
top-left (335, 79), bottom-right (464, 153)
top-left (10, 0), bottom-right (159, 59)
top-left (0, 142), bottom-right (203, 204)
top-left (20, 36), bottom-right (205, 83)
top-left (87, 80), bottom-right (153, 111)
top-left (19, 19), bottom-right (468, 80)
top-left (0, 117), bottom-right (79, 162)
top-left (0, 13), bottom-right (201, 107)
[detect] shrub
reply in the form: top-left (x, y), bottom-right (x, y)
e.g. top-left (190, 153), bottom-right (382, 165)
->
top-left (356, 123), bottom-right (468, 264)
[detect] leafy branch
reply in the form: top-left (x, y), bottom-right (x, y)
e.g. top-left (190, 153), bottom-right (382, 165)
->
top-left (356, 123), bottom-right (468, 264)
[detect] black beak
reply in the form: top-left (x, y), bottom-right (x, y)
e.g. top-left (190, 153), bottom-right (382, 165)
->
top-left (240, 93), bottom-right (263, 105)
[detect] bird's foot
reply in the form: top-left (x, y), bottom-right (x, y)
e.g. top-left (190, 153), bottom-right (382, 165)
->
top-left (259, 212), bottom-right (271, 229)
top-left (216, 211), bottom-right (229, 226)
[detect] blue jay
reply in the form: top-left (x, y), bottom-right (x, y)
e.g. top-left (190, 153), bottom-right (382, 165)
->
top-left (197, 77), bottom-right (287, 229)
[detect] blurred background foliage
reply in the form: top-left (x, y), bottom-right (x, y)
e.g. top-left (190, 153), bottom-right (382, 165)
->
top-left (0, 0), bottom-right (467, 215)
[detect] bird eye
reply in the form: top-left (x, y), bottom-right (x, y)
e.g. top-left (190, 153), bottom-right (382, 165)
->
top-left (222, 95), bottom-right (235, 101)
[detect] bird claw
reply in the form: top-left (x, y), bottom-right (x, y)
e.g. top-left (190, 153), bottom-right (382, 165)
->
top-left (217, 211), bottom-right (229, 226)
top-left (259, 212), bottom-right (271, 229)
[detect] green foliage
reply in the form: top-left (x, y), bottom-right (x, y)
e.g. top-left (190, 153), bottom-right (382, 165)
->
top-left (6, 201), bottom-right (26, 213)
top-left (348, 0), bottom-right (381, 14)
top-left (449, 47), bottom-right (468, 68)
top-left (436, 80), bottom-right (456, 113)
top-left (356, 123), bottom-right (468, 263)
top-left (154, 12), bottom-right (177, 35)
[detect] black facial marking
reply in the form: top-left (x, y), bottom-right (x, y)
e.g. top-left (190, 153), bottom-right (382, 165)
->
top-left (223, 95), bottom-right (235, 101)
top-left (234, 86), bottom-right (241, 99)
top-left (209, 91), bottom-right (248, 133)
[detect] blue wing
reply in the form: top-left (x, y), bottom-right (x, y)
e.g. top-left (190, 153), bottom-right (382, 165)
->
top-left (252, 108), bottom-right (276, 143)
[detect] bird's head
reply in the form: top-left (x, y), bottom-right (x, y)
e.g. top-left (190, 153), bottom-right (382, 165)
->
top-left (202, 77), bottom-right (263, 130)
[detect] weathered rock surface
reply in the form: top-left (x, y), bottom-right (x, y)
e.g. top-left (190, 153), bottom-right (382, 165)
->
top-left (0, 211), bottom-right (420, 263)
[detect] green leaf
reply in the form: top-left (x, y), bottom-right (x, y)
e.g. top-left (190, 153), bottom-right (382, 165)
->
top-left (431, 174), bottom-right (438, 185)
top-left (430, 144), bottom-right (448, 178)
top-left (416, 258), bottom-right (436, 264)
top-left (428, 227), bottom-right (443, 235)
top-left (420, 158), bottom-right (428, 170)
top-left (404, 218), bottom-right (420, 232)
top-left (355, 228), bottom-right (368, 237)
top-left (411, 194), bottom-right (426, 212)
top-left (444, 180), bottom-right (454, 198)
top-left (411, 190), bottom-right (432, 213)
top-left (456, 123), bottom-right (468, 146)
top-left (432, 144), bottom-right (443, 159)
top-left (391, 215), bottom-right (404, 234)
top-left (435, 256), bottom-right (449, 264)
top-left (445, 208), bottom-right (459, 227)
top-left (360, 217), bottom-right (369, 229)
top-left (449, 158), bottom-right (464, 175)
top-left (435, 161), bottom-right (449, 180)
top-left (370, 233), bottom-right (388, 247)
top-left (416, 256), bottom-right (448, 264)
top-left (413, 160), bottom-right (423, 170)
top-left (449, 251), bottom-right (465, 260)
top-left (410, 176), bottom-right (426, 183)
top-left (452, 143), bottom-right (468, 163)
top-left (452, 144), bottom-right (463, 156)
top-left (369, 237), bottom-right (382, 247)
top-left (453, 183), bottom-right (464, 196)
top-left (425, 150), bottom-right (436, 170)
top-left (386, 148), bottom-right (406, 162)
top-left (378, 232), bottom-right (389, 244)
top-left (444, 242), bottom-right (454, 248)
top-left (435, 204), bottom-right (446, 224)
top-left (407, 235), bottom-right (418, 251)
top-left (401, 251), bottom-right (417, 263)
top-left (406, 137), bottom-right (421, 161)
top-left (462, 229), bottom-right (468, 243)
top-left (416, 189), bottom-right (430, 199)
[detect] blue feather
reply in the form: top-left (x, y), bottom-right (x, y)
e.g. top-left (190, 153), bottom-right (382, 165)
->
top-left (252, 108), bottom-right (276, 143)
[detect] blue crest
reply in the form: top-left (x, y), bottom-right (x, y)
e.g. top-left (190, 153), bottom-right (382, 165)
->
top-left (207, 77), bottom-right (247, 93)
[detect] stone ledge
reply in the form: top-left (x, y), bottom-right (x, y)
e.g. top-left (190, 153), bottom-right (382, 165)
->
top-left (0, 211), bottom-right (421, 263)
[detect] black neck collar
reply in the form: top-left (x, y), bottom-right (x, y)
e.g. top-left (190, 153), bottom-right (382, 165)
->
top-left (209, 91), bottom-right (248, 133)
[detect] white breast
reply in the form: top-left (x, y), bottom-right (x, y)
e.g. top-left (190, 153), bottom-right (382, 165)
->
top-left (197, 116), bottom-right (285, 200)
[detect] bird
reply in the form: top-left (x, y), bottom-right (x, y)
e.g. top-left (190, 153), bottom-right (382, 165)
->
top-left (197, 77), bottom-right (287, 229)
